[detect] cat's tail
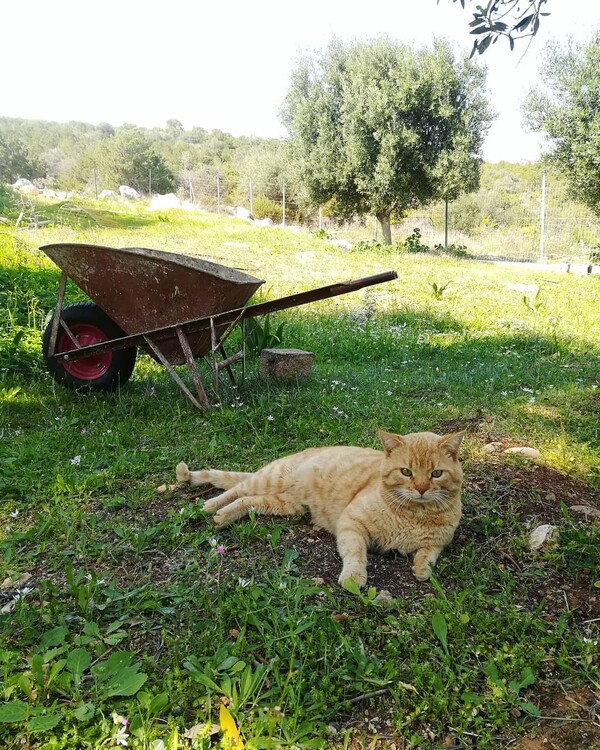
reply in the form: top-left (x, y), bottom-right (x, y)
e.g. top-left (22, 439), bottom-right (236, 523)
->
top-left (176, 462), bottom-right (252, 489)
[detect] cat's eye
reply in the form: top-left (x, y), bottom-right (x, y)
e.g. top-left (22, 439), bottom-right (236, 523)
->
top-left (431, 469), bottom-right (443, 478)
top-left (400, 468), bottom-right (412, 477)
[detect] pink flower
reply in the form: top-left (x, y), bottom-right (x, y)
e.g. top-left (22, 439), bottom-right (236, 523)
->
top-left (217, 545), bottom-right (225, 555)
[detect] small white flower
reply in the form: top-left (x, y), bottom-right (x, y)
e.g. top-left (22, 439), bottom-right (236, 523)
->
top-left (238, 577), bottom-right (250, 588)
top-left (9, 510), bottom-right (19, 519)
top-left (112, 726), bottom-right (129, 746)
top-left (70, 455), bottom-right (81, 466)
top-left (267, 414), bottom-right (274, 421)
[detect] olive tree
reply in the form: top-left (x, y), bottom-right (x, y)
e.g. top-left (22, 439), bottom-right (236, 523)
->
top-left (283, 37), bottom-right (492, 243)
top-left (446, 0), bottom-right (549, 55)
top-left (524, 33), bottom-right (600, 216)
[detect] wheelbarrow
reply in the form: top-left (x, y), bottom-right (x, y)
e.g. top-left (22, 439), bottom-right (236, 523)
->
top-left (41, 243), bottom-right (397, 409)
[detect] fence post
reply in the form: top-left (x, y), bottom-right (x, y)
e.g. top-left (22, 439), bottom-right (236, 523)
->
top-left (444, 198), bottom-right (449, 249)
top-left (217, 175), bottom-right (221, 214)
top-left (282, 180), bottom-right (286, 227)
top-left (149, 168), bottom-right (152, 197)
top-left (539, 172), bottom-right (546, 264)
top-left (318, 206), bottom-right (322, 230)
top-left (249, 177), bottom-right (253, 215)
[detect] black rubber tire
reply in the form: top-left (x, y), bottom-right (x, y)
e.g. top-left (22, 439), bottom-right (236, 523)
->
top-left (42, 302), bottom-right (137, 392)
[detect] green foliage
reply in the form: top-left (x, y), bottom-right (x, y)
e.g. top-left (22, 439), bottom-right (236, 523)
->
top-left (522, 286), bottom-right (543, 312)
top-left (283, 36), bottom-right (493, 242)
top-left (402, 227), bottom-right (430, 253)
top-left (245, 314), bottom-right (285, 355)
top-left (449, 0), bottom-right (549, 56)
top-left (431, 281), bottom-right (451, 299)
top-left (525, 32), bottom-right (600, 217)
top-left (249, 195), bottom-right (281, 223)
top-left (1, 209), bottom-right (599, 748)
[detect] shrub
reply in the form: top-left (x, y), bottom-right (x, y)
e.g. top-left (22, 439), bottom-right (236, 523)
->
top-left (251, 196), bottom-right (282, 223)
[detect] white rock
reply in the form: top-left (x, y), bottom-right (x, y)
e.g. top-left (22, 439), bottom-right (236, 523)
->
top-left (148, 193), bottom-right (181, 211)
top-left (375, 589), bottom-right (394, 605)
top-left (503, 446), bottom-right (541, 459)
top-left (233, 206), bottom-right (252, 220)
top-left (529, 524), bottom-right (559, 550)
top-left (119, 185), bottom-right (141, 200)
top-left (329, 238), bottom-right (352, 250)
top-left (98, 189), bottom-right (116, 199)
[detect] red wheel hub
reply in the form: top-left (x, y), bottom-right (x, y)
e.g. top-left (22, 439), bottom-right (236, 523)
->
top-left (57, 323), bottom-right (112, 380)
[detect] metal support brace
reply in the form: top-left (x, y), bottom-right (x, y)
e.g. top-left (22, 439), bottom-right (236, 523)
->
top-left (143, 335), bottom-right (207, 411)
top-left (175, 326), bottom-right (210, 408)
top-left (47, 272), bottom-right (68, 357)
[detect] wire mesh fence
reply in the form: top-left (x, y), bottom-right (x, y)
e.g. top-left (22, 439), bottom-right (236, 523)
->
top-left (176, 171), bottom-right (599, 264)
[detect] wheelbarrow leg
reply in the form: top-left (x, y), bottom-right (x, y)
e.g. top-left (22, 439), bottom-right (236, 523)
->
top-left (176, 326), bottom-right (210, 407)
top-left (47, 271), bottom-right (68, 357)
top-left (143, 335), bottom-right (209, 410)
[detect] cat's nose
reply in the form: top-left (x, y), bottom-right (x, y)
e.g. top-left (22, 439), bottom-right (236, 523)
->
top-left (414, 483), bottom-right (429, 496)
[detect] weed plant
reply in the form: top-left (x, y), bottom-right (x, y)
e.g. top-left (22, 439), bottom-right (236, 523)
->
top-left (0, 207), bottom-right (599, 748)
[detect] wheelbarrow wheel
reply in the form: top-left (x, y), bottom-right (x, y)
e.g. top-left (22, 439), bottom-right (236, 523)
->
top-left (43, 302), bottom-right (137, 392)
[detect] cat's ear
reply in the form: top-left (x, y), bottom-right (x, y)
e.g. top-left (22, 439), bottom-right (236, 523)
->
top-left (379, 430), bottom-right (404, 455)
top-left (440, 431), bottom-right (464, 459)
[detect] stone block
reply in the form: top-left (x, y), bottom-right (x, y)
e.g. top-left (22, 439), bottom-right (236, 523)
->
top-left (259, 348), bottom-right (314, 380)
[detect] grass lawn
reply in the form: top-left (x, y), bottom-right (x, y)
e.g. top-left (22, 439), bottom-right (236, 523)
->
top-left (1, 204), bottom-right (599, 749)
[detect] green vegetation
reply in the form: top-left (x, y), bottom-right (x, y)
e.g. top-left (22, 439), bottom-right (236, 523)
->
top-left (525, 31), bottom-right (600, 217)
top-left (1, 204), bottom-right (599, 749)
top-left (283, 37), bottom-right (492, 243)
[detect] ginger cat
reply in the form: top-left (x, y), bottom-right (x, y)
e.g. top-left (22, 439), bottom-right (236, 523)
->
top-left (176, 429), bottom-right (464, 587)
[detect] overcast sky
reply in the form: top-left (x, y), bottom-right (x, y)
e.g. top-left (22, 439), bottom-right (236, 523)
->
top-left (3, 0), bottom-right (599, 162)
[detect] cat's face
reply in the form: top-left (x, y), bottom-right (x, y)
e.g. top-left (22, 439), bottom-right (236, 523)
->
top-left (378, 430), bottom-right (463, 509)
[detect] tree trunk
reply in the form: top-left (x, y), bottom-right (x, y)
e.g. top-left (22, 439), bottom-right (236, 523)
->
top-left (377, 213), bottom-right (392, 245)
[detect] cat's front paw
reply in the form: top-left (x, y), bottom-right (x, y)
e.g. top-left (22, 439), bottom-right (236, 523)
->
top-left (213, 509), bottom-right (233, 528)
top-left (411, 563), bottom-right (432, 582)
top-left (338, 567), bottom-right (367, 589)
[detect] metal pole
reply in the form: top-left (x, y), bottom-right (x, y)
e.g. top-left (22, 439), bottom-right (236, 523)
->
top-left (444, 198), bottom-right (449, 249)
top-left (249, 177), bottom-right (253, 215)
top-left (539, 172), bottom-right (546, 264)
top-left (217, 175), bottom-right (221, 214)
top-left (318, 206), bottom-right (322, 230)
top-left (149, 168), bottom-right (152, 196)
top-left (282, 180), bottom-right (286, 227)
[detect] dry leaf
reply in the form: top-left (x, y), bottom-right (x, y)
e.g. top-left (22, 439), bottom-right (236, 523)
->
top-left (399, 681), bottom-right (418, 693)
top-left (529, 524), bottom-right (559, 550)
top-left (156, 484), bottom-right (177, 493)
top-left (1, 572), bottom-right (32, 590)
top-left (219, 704), bottom-right (244, 750)
top-left (332, 613), bottom-right (349, 622)
top-left (1, 599), bottom-right (17, 614)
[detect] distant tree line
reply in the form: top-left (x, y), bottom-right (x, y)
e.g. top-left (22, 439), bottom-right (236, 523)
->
top-left (2, 29), bottom-right (599, 244)
top-left (0, 116), bottom-right (291, 203)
